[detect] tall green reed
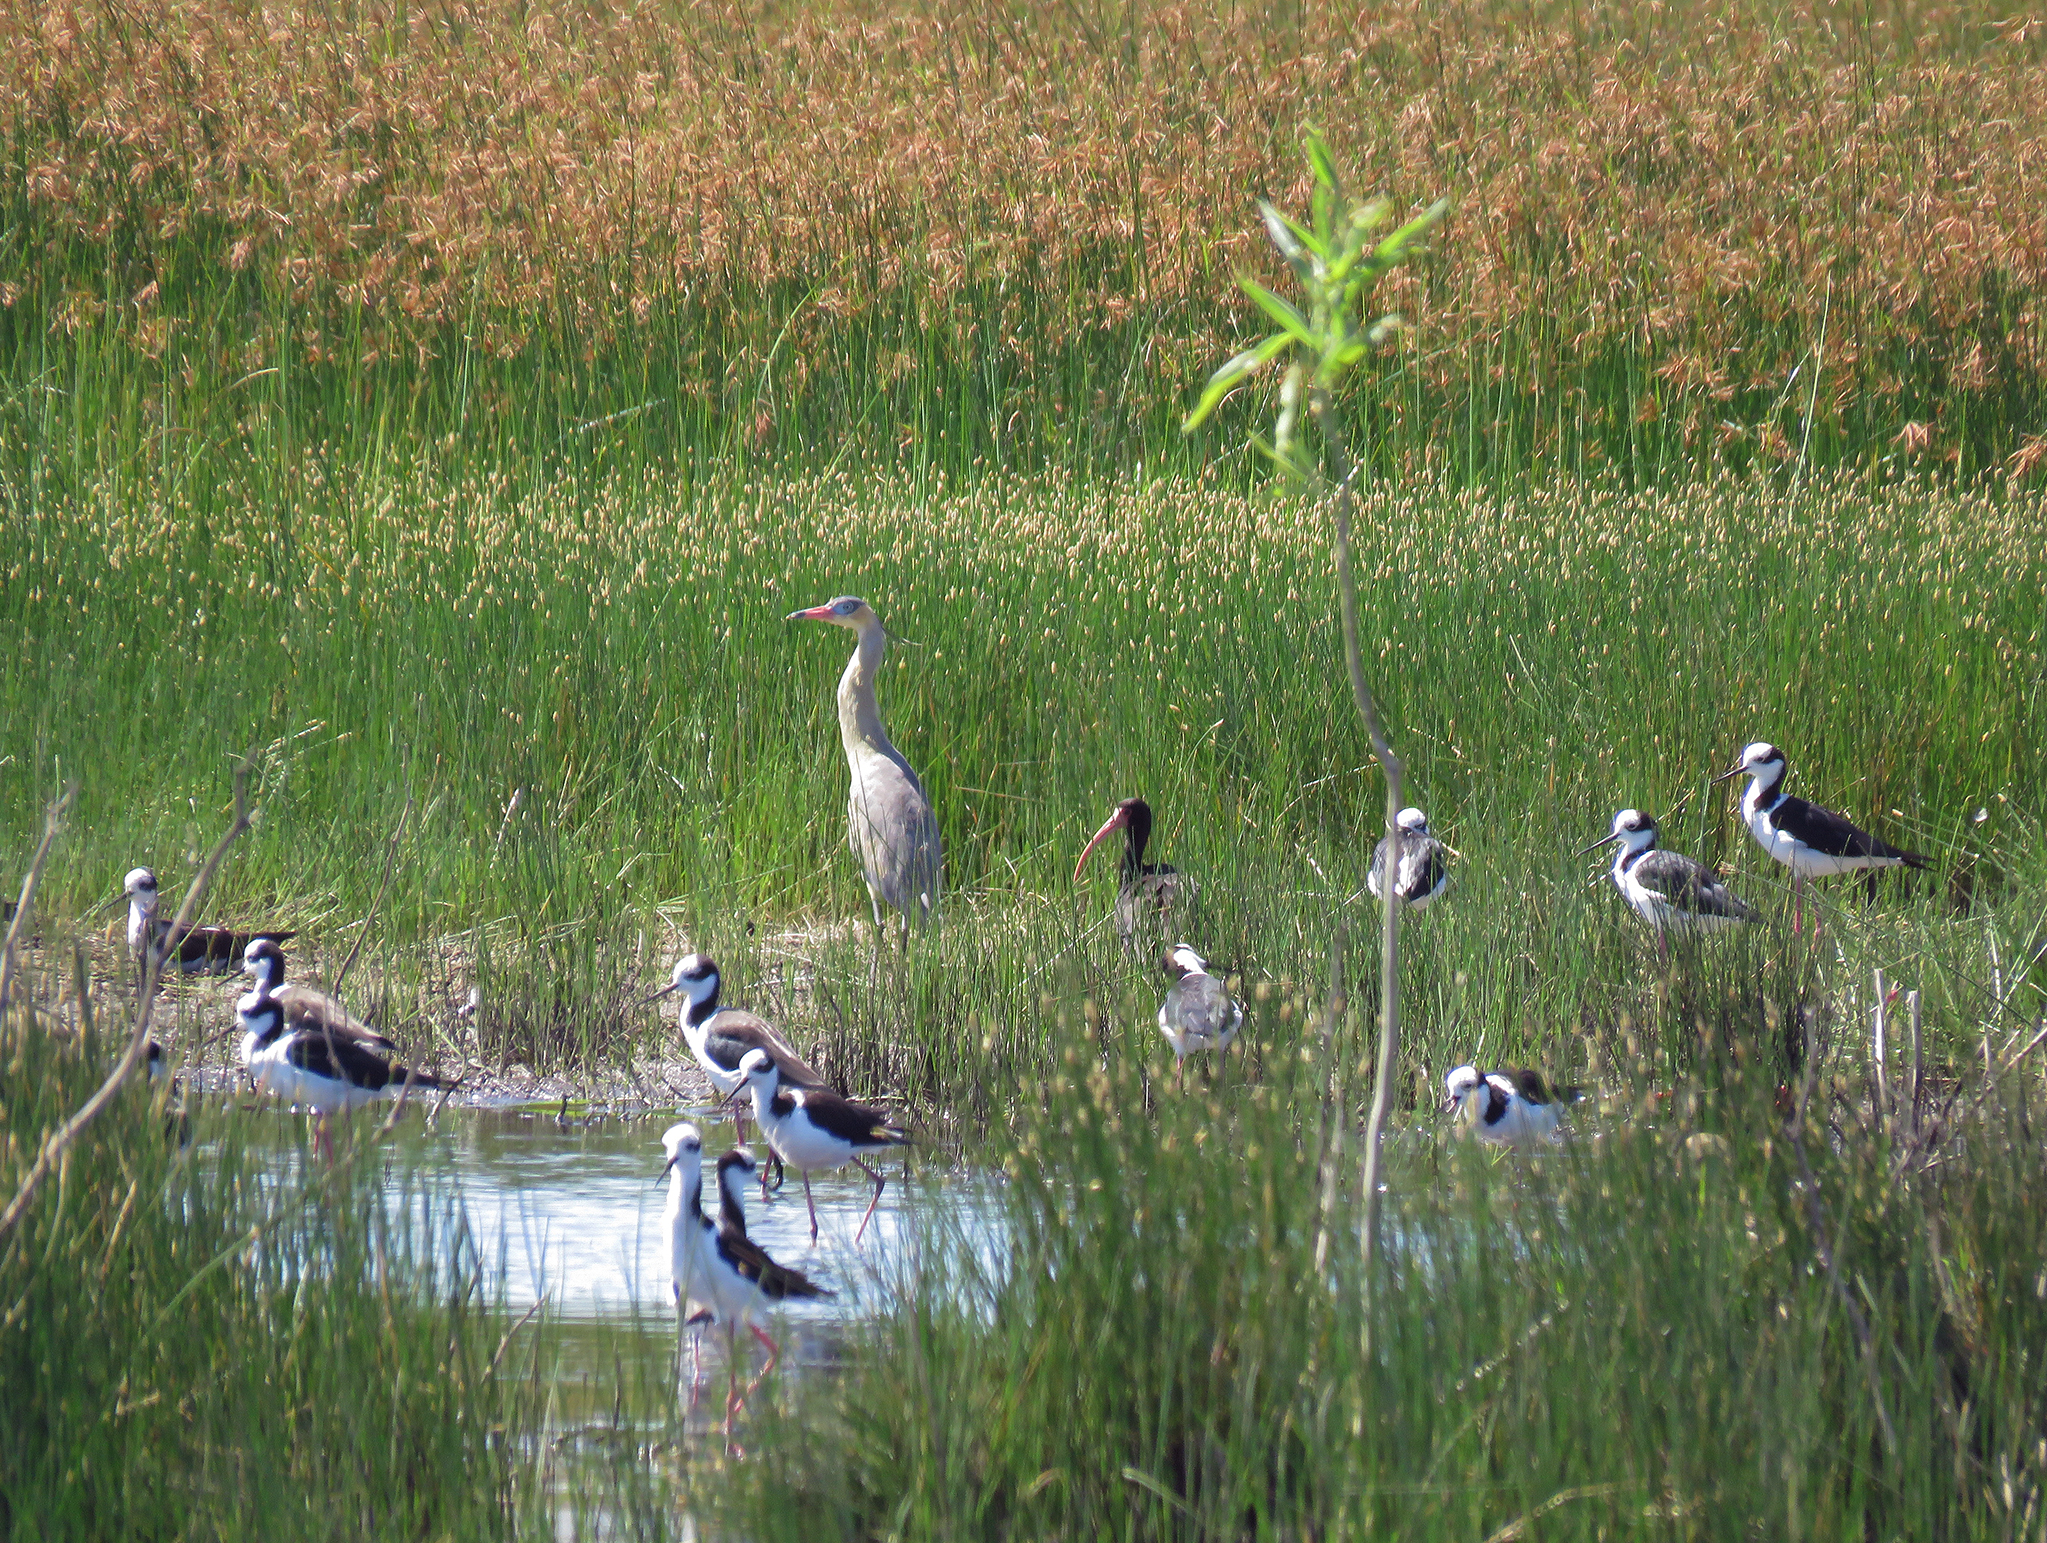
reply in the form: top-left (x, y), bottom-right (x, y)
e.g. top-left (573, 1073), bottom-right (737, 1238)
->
top-left (0, 1009), bottom-right (548, 1537)
top-left (3, 465), bottom-right (2038, 1083)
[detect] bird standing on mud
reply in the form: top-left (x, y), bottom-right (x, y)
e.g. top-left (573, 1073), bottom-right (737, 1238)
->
top-left (124, 866), bottom-right (294, 975)
top-left (787, 597), bottom-right (943, 952)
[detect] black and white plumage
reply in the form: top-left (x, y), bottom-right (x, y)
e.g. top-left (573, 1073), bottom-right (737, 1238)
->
top-left (1714, 742), bottom-right (1930, 879)
top-left (1712, 741), bottom-right (1929, 932)
top-left (661, 1129), bottom-right (831, 1436)
top-left (740, 1048), bottom-right (909, 1244)
top-left (1367, 806), bottom-right (1452, 910)
top-left (241, 937), bottom-right (398, 1052)
top-left (1073, 797), bottom-right (1199, 947)
top-left (238, 938), bottom-right (443, 1115)
top-left (1156, 944), bottom-right (1242, 1078)
top-left (644, 954), bottom-right (825, 1144)
top-left (787, 596), bottom-right (943, 944)
top-left (712, 1149), bottom-right (834, 1307)
top-left (1443, 1063), bottom-right (1579, 1149)
top-left (125, 867), bottom-right (294, 976)
top-left (1581, 809), bottom-right (1759, 933)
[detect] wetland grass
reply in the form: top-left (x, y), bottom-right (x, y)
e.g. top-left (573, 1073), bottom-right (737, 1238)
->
top-left (3, 463), bottom-right (2038, 1089)
top-left (2, 458), bottom-right (2041, 1532)
top-left (0, 1010), bottom-right (548, 1539)
top-left (4, 0), bottom-right (2047, 476)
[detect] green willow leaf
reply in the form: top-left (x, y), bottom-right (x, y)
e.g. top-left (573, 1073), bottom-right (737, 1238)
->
top-left (1241, 279), bottom-right (1318, 348)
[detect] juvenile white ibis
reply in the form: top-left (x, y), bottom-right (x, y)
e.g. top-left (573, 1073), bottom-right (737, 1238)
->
top-left (1711, 741), bottom-right (1929, 933)
top-left (786, 597), bottom-right (942, 945)
top-left (739, 1048), bottom-right (908, 1244)
top-left (1443, 1064), bottom-right (1578, 1148)
top-left (1366, 807), bottom-right (1453, 910)
top-left (1581, 809), bottom-right (1759, 936)
top-left (1074, 797), bottom-right (1198, 947)
top-left (238, 938), bottom-right (445, 1126)
top-left (1157, 944), bottom-right (1242, 1082)
top-left (126, 867), bottom-right (294, 975)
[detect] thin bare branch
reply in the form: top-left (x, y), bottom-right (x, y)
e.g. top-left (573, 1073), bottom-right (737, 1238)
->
top-left (0, 784), bottom-right (77, 1016)
top-left (1314, 385), bottom-right (1405, 1287)
top-left (0, 751), bottom-right (259, 1242)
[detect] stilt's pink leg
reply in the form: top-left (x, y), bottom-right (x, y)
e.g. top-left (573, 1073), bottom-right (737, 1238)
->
top-left (852, 1157), bottom-right (887, 1243)
top-left (804, 1170), bottom-right (820, 1242)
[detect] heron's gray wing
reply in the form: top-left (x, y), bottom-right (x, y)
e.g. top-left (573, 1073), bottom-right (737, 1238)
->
top-left (849, 751), bottom-right (944, 921)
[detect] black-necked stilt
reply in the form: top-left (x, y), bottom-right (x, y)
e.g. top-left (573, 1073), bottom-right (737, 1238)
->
top-left (1074, 797), bottom-right (1198, 948)
top-left (1711, 741), bottom-right (1930, 932)
top-left (1157, 944), bottom-right (1242, 1081)
top-left (739, 1048), bottom-right (908, 1244)
top-left (643, 954), bottom-right (825, 1149)
top-left (125, 867), bottom-right (294, 976)
top-left (1443, 1064), bottom-right (1578, 1148)
top-left (1367, 806), bottom-right (1454, 909)
top-left (241, 937), bottom-right (398, 1052)
top-left (787, 597), bottom-right (943, 947)
top-left (144, 1040), bottom-right (195, 1145)
top-left (238, 939), bottom-right (445, 1124)
top-left (1581, 809), bottom-right (1759, 936)
top-left (712, 1149), bottom-right (834, 1318)
top-left (659, 1123), bottom-right (719, 1400)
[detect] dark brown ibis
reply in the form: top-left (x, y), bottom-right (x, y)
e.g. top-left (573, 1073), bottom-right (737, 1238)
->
top-left (1074, 797), bottom-right (1198, 947)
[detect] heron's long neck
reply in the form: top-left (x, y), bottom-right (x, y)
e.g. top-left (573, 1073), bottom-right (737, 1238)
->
top-left (835, 622), bottom-right (897, 760)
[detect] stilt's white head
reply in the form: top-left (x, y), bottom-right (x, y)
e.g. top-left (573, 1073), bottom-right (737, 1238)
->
top-left (1715, 740), bottom-right (1787, 790)
top-left (739, 1047), bottom-right (780, 1098)
top-left (1161, 944), bottom-right (1208, 980)
top-left (1610, 808), bottom-right (1658, 853)
top-left (659, 1122), bottom-right (704, 1190)
top-left (1443, 1063), bottom-right (1484, 1114)
top-left (124, 867), bottom-right (159, 914)
top-left (1395, 807), bottom-right (1430, 834)
top-left (716, 1147), bottom-right (759, 1211)
top-left (242, 936), bottom-right (287, 990)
